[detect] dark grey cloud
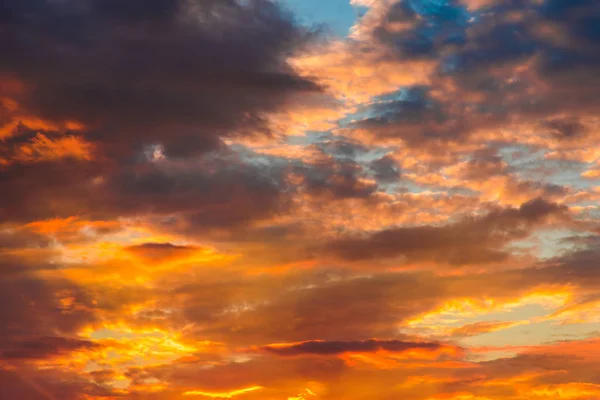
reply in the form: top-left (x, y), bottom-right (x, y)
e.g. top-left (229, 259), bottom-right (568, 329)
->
top-left (543, 117), bottom-right (588, 140)
top-left (127, 242), bottom-right (194, 251)
top-left (0, 0), bottom-right (324, 226)
top-left (324, 198), bottom-right (568, 265)
top-left (125, 242), bottom-right (201, 263)
top-left (352, 0), bottom-right (600, 147)
top-left (369, 155), bottom-right (402, 183)
top-left (0, 0), bottom-right (320, 156)
top-left (0, 336), bottom-right (100, 361)
top-left (0, 147), bottom-right (288, 229)
top-left (534, 238), bottom-right (600, 288)
top-left (295, 156), bottom-right (377, 200)
top-left (372, 0), bottom-right (470, 59)
top-left (351, 85), bottom-right (476, 145)
top-left (0, 367), bottom-right (118, 400)
top-left (259, 339), bottom-right (444, 356)
top-left (0, 136), bottom-right (388, 229)
top-left (0, 250), bottom-right (111, 399)
top-left (0, 256), bottom-right (97, 347)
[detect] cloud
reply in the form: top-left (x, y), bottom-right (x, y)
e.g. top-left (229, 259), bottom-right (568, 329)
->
top-left (0, 132), bottom-right (94, 165)
top-left (0, 150), bottom-right (287, 227)
top-left (0, 0), bottom-right (321, 157)
top-left (369, 155), bottom-right (402, 183)
top-left (324, 198), bottom-right (568, 265)
top-left (449, 321), bottom-right (526, 338)
top-left (125, 243), bottom-right (204, 263)
top-left (125, 354), bottom-right (346, 398)
top-left (332, 0), bottom-right (600, 156)
top-left (0, 336), bottom-right (100, 361)
top-left (292, 156), bottom-right (378, 200)
top-left (0, 0), bottom-right (327, 227)
top-left (2, 1), bottom-right (600, 399)
top-left (0, 367), bottom-right (118, 400)
top-left (0, 254), bottom-right (98, 358)
top-left (184, 386), bottom-right (263, 398)
top-left (258, 339), bottom-right (447, 356)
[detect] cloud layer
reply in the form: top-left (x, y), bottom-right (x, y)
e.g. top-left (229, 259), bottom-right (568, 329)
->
top-left (2, 0), bottom-right (600, 399)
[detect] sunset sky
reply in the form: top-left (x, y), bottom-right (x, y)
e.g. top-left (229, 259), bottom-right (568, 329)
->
top-left (1, 0), bottom-right (600, 399)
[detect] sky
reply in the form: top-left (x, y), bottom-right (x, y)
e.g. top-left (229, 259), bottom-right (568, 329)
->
top-left (283, 0), bottom-right (357, 36)
top-left (1, 0), bottom-right (600, 399)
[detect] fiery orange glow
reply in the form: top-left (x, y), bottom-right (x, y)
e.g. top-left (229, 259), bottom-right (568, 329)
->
top-left (184, 386), bottom-right (264, 398)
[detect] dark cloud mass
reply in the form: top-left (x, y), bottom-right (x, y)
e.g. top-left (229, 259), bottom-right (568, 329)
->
top-left (259, 339), bottom-right (445, 356)
top-left (0, 0), bottom-right (319, 154)
top-left (373, 0), bottom-right (469, 59)
top-left (351, 0), bottom-right (600, 147)
top-left (0, 336), bottom-right (100, 361)
top-left (325, 198), bottom-right (568, 264)
top-left (0, 0), bottom-right (326, 227)
top-left (0, 148), bottom-right (287, 226)
top-left (0, 258), bottom-right (97, 346)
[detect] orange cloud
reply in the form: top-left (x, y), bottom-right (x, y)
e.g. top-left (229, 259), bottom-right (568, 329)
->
top-left (291, 41), bottom-right (434, 104)
top-left (427, 394), bottom-right (492, 400)
top-left (527, 383), bottom-right (600, 399)
top-left (10, 133), bottom-right (93, 163)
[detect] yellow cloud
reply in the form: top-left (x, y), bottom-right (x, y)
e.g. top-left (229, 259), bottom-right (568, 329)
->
top-left (184, 386), bottom-right (263, 398)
